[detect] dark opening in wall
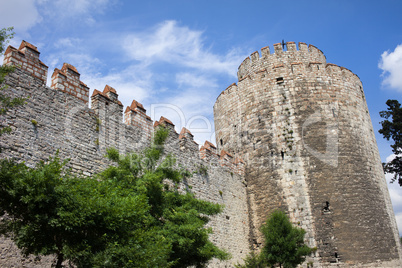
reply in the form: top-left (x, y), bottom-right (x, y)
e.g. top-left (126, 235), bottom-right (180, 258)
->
top-left (281, 151), bottom-right (284, 160)
top-left (323, 201), bottom-right (330, 212)
top-left (276, 77), bottom-right (284, 84)
top-left (220, 139), bottom-right (223, 146)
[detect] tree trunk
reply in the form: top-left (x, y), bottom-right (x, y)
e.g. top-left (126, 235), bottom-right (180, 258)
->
top-left (55, 253), bottom-right (64, 268)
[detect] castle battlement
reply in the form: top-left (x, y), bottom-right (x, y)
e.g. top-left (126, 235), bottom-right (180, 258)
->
top-left (237, 41), bottom-right (327, 80)
top-left (1, 40), bottom-right (244, 177)
top-left (3, 40), bottom-right (48, 83)
top-left (217, 42), bottom-right (362, 107)
top-left (51, 63), bottom-right (90, 103)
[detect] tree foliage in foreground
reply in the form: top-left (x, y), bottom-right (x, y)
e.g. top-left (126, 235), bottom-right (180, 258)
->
top-left (236, 210), bottom-right (312, 268)
top-left (0, 127), bottom-right (228, 267)
top-left (379, 99), bottom-right (402, 186)
top-left (0, 27), bottom-right (26, 137)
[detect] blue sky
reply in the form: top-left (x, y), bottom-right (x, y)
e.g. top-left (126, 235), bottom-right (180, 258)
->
top-left (1, 0), bottom-right (402, 233)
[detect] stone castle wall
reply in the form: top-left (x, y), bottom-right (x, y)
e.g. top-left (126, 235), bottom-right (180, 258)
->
top-left (214, 42), bottom-right (402, 267)
top-left (0, 41), bottom-right (250, 267)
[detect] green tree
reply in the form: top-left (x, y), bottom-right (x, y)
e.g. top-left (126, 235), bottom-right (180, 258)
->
top-left (0, 127), bottom-right (228, 267)
top-left (237, 210), bottom-right (311, 268)
top-left (379, 99), bottom-right (402, 186)
top-left (234, 251), bottom-right (264, 268)
top-left (260, 210), bottom-right (312, 268)
top-left (0, 27), bottom-right (25, 137)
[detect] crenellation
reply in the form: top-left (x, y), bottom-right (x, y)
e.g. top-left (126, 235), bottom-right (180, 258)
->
top-left (3, 41), bottom-right (48, 83)
top-left (299, 42), bottom-right (308, 53)
top-left (51, 63), bottom-right (89, 103)
top-left (325, 63), bottom-right (342, 75)
top-left (250, 51), bottom-right (259, 63)
top-left (286, 41), bottom-right (297, 52)
top-left (261, 45), bottom-right (270, 57)
top-left (124, 99), bottom-right (153, 140)
top-left (237, 56), bottom-right (251, 80)
top-left (273, 42), bottom-right (283, 53)
top-left (179, 127), bottom-right (193, 140)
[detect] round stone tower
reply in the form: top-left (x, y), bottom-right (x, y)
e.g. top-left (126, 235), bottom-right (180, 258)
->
top-left (214, 42), bottom-right (402, 266)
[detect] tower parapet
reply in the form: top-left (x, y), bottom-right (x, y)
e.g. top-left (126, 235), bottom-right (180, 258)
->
top-left (124, 99), bottom-right (153, 140)
top-left (3, 40), bottom-right (48, 84)
top-left (237, 42), bottom-right (326, 81)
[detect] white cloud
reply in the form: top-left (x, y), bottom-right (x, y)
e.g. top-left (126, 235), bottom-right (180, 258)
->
top-left (123, 20), bottom-right (244, 76)
top-left (379, 44), bottom-right (402, 91)
top-left (52, 0), bottom-right (112, 14)
top-left (82, 65), bottom-right (152, 106)
top-left (117, 20), bottom-right (246, 146)
top-left (176, 72), bottom-right (217, 89)
top-left (54, 38), bottom-right (82, 48)
top-left (148, 72), bottom-right (219, 145)
top-left (386, 153), bottom-right (396, 163)
top-left (33, 0), bottom-right (116, 26)
top-left (0, 0), bottom-right (42, 32)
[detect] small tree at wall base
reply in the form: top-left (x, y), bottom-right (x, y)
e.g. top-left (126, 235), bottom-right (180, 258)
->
top-left (260, 210), bottom-right (312, 268)
top-left (379, 99), bottom-right (402, 186)
top-left (236, 210), bottom-right (312, 268)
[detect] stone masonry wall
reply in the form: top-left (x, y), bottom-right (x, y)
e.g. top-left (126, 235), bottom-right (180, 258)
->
top-left (214, 42), bottom-right (402, 267)
top-left (0, 41), bottom-right (250, 267)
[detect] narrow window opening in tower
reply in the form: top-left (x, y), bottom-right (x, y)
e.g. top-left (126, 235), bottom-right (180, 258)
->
top-left (276, 77), bottom-right (284, 84)
top-left (271, 151), bottom-right (274, 156)
top-left (281, 151), bottom-right (284, 159)
top-left (323, 201), bottom-right (330, 212)
top-left (220, 139), bottom-right (223, 146)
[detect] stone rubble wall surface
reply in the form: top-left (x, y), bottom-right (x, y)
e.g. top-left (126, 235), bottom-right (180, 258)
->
top-left (0, 50), bottom-right (250, 267)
